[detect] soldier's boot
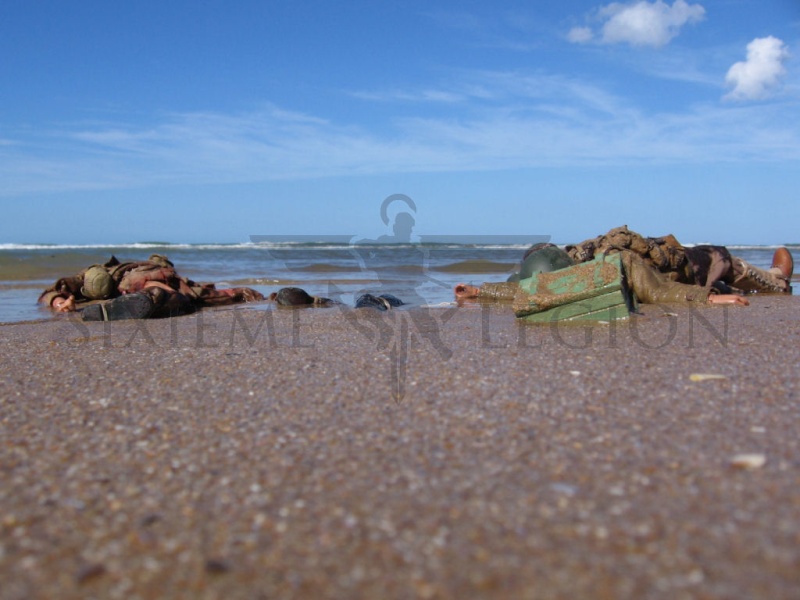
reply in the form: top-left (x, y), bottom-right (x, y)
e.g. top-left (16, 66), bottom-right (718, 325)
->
top-left (732, 248), bottom-right (793, 294)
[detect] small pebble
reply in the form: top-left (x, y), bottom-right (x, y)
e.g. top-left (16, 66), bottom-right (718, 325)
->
top-left (76, 563), bottom-right (106, 584)
top-left (689, 373), bottom-right (728, 382)
top-left (205, 558), bottom-right (231, 575)
top-left (730, 454), bottom-right (766, 470)
top-left (139, 513), bottom-right (161, 527)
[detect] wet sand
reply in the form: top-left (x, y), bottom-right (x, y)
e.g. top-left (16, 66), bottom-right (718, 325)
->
top-left (1, 297), bottom-right (799, 599)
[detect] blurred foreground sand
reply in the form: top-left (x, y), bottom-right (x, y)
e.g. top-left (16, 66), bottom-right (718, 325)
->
top-left (2, 297), bottom-right (799, 599)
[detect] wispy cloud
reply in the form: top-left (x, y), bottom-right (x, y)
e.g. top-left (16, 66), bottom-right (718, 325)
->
top-left (348, 89), bottom-right (465, 103)
top-left (724, 36), bottom-right (791, 101)
top-left (1, 71), bottom-right (798, 196)
top-left (421, 8), bottom-right (548, 53)
top-left (567, 27), bottom-right (594, 44)
top-left (569, 0), bottom-right (706, 48)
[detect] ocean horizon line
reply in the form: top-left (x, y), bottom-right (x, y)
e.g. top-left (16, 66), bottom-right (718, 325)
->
top-left (2, 241), bottom-right (798, 252)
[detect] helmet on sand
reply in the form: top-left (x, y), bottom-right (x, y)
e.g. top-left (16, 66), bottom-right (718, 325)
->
top-left (81, 266), bottom-right (115, 300)
top-left (518, 243), bottom-right (575, 279)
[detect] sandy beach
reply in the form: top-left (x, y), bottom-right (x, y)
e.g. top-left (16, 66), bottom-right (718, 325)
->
top-left (2, 297), bottom-right (799, 599)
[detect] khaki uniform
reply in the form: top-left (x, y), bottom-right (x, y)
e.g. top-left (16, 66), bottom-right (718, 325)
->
top-left (473, 227), bottom-right (789, 309)
top-left (566, 226), bottom-right (789, 294)
top-left (566, 225), bottom-right (690, 280)
top-left (39, 254), bottom-right (264, 317)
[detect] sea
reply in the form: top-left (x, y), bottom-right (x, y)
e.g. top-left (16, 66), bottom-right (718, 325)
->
top-left (0, 240), bottom-right (795, 325)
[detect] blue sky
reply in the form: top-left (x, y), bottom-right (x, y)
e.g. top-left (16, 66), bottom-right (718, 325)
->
top-left (1, 0), bottom-right (799, 245)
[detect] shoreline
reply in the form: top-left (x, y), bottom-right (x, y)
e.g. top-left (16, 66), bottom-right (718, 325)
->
top-left (2, 242), bottom-right (796, 326)
top-left (2, 297), bottom-right (799, 598)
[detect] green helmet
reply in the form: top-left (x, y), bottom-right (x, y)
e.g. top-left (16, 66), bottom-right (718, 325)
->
top-left (518, 243), bottom-right (575, 279)
top-left (81, 266), bottom-right (115, 300)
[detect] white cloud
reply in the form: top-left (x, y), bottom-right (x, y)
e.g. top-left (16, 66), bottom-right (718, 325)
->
top-left (724, 36), bottom-right (790, 101)
top-left (569, 0), bottom-right (705, 48)
top-left (567, 26), bottom-right (593, 44)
